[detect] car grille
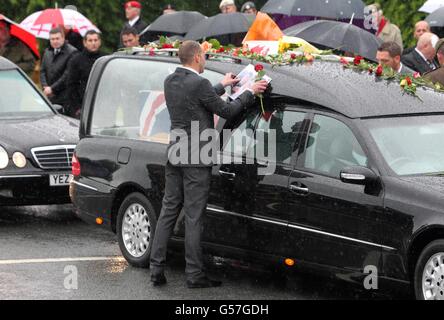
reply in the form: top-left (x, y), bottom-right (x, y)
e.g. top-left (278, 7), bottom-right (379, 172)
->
top-left (31, 145), bottom-right (76, 170)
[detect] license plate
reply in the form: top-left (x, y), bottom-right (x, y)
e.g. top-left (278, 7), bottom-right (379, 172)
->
top-left (50, 174), bottom-right (73, 186)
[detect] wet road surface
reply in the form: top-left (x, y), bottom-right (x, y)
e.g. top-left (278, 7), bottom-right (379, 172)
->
top-left (0, 205), bottom-right (407, 300)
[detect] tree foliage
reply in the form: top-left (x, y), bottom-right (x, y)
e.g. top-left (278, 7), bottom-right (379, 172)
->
top-left (0, 0), bottom-right (434, 53)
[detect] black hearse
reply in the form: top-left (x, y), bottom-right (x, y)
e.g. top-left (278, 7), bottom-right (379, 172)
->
top-left (71, 52), bottom-right (444, 300)
top-left (0, 57), bottom-right (78, 206)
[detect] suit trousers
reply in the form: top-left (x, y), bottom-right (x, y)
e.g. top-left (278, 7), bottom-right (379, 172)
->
top-left (150, 163), bottom-right (212, 281)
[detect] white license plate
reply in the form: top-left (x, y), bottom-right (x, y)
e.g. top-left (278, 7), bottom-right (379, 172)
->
top-left (50, 174), bottom-right (73, 186)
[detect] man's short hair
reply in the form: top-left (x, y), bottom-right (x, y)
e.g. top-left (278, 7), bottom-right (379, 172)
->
top-left (121, 27), bottom-right (138, 38)
top-left (84, 30), bottom-right (101, 40)
top-left (178, 41), bottom-right (202, 65)
top-left (378, 42), bottom-right (402, 58)
top-left (49, 27), bottom-right (65, 37)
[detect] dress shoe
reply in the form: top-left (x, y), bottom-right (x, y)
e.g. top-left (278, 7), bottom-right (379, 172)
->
top-left (151, 273), bottom-right (167, 287)
top-left (186, 277), bottom-right (222, 289)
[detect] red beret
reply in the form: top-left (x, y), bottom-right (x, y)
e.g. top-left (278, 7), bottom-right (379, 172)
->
top-left (124, 1), bottom-right (142, 9)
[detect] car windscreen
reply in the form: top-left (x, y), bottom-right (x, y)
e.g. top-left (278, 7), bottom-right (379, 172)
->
top-left (366, 115), bottom-right (444, 176)
top-left (0, 70), bottom-right (53, 118)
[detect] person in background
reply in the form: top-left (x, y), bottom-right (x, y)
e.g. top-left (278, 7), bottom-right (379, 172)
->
top-left (66, 30), bottom-right (105, 119)
top-left (424, 39), bottom-right (444, 87)
top-left (0, 21), bottom-right (36, 78)
top-left (40, 27), bottom-right (78, 112)
top-left (121, 27), bottom-right (141, 48)
top-left (402, 32), bottom-right (439, 75)
top-left (121, 1), bottom-right (149, 46)
top-left (241, 1), bottom-right (257, 15)
top-left (163, 4), bottom-right (177, 15)
top-left (367, 3), bottom-right (403, 50)
top-left (220, 0), bottom-right (237, 14)
top-left (376, 42), bottom-right (413, 75)
top-left (403, 21), bottom-right (431, 55)
top-left (65, 27), bottom-right (84, 52)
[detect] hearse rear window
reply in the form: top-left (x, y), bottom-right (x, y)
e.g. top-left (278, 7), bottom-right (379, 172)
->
top-left (89, 58), bottom-right (224, 144)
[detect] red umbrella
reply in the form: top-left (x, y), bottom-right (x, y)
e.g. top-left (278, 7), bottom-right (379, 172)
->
top-left (0, 14), bottom-right (40, 59)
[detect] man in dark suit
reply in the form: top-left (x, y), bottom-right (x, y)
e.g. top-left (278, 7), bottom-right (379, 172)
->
top-left (40, 27), bottom-right (78, 112)
top-left (120, 1), bottom-right (149, 47)
top-left (150, 40), bottom-right (268, 289)
top-left (402, 32), bottom-right (439, 75)
top-left (376, 42), bottom-right (413, 75)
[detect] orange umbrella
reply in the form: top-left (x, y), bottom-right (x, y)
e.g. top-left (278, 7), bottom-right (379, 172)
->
top-left (0, 14), bottom-right (40, 58)
top-left (243, 12), bottom-right (284, 42)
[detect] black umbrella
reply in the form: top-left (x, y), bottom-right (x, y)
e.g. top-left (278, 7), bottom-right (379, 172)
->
top-left (284, 20), bottom-right (382, 61)
top-left (261, 0), bottom-right (366, 19)
top-left (143, 11), bottom-right (207, 36)
top-left (185, 13), bottom-right (254, 45)
top-left (426, 7), bottom-right (444, 28)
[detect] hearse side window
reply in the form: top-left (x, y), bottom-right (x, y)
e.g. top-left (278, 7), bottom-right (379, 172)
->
top-left (251, 109), bottom-right (306, 165)
top-left (303, 115), bottom-right (368, 178)
top-left (89, 59), bottom-right (224, 144)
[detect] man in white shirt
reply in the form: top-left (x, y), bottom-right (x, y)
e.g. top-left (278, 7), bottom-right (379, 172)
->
top-left (376, 42), bottom-right (413, 75)
top-left (120, 1), bottom-right (148, 47)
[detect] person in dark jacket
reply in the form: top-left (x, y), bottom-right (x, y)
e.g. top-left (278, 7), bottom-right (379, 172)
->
top-left (120, 1), bottom-right (149, 47)
top-left (40, 27), bottom-right (78, 111)
top-left (66, 30), bottom-right (105, 119)
top-left (424, 39), bottom-right (444, 87)
top-left (401, 32), bottom-right (439, 75)
top-left (149, 40), bottom-right (269, 289)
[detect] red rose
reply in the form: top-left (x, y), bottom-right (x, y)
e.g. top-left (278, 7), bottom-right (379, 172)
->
top-left (406, 76), bottom-right (412, 86)
top-left (162, 43), bottom-right (174, 49)
top-left (255, 64), bottom-right (264, 72)
top-left (376, 65), bottom-right (383, 77)
top-left (353, 56), bottom-right (363, 66)
top-left (217, 47), bottom-right (225, 53)
top-left (291, 53), bottom-right (297, 60)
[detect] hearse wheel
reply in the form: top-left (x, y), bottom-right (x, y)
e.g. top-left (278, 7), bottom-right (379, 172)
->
top-left (117, 193), bottom-right (157, 268)
top-left (415, 240), bottom-right (444, 300)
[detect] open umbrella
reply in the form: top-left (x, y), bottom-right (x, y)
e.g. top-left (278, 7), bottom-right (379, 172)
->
top-left (142, 11), bottom-right (207, 37)
top-left (185, 13), bottom-right (254, 45)
top-left (426, 7), bottom-right (444, 27)
top-left (0, 14), bottom-right (39, 58)
top-left (284, 20), bottom-right (382, 61)
top-left (419, 0), bottom-right (444, 13)
top-left (20, 8), bottom-right (100, 39)
top-left (261, 0), bottom-right (366, 20)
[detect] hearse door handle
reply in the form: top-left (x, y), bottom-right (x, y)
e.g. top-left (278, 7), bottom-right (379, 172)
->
top-left (219, 170), bottom-right (236, 180)
top-left (290, 184), bottom-right (309, 195)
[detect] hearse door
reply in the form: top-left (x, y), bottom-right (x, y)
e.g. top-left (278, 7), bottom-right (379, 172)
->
top-left (286, 113), bottom-right (389, 275)
top-left (205, 110), bottom-right (260, 251)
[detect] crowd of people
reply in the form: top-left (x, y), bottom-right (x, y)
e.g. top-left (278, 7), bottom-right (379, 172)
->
top-left (1, 0), bottom-right (444, 120)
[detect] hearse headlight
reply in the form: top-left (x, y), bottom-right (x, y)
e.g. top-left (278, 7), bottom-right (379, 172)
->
top-left (0, 146), bottom-right (9, 169)
top-left (12, 152), bottom-right (27, 168)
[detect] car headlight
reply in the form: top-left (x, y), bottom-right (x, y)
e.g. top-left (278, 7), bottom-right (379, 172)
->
top-left (0, 147), bottom-right (9, 169)
top-left (12, 152), bottom-right (27, 168)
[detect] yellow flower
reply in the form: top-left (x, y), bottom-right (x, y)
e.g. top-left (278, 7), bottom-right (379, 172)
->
top-left (400, 79), bottom-right (407, 88)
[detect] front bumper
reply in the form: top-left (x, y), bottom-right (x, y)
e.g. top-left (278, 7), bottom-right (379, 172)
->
top-left (0, 172), bottom-right (71, 206)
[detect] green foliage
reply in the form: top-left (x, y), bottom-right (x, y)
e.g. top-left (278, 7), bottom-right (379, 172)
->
top-left (0, 0), bottom-right (267, 53)
top-left (0, 0), bottom-right (434, 53)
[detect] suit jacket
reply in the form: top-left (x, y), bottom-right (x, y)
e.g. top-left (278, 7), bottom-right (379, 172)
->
top-left (399, 63), bottom-right (414, 75)
top-left (165, 67), bottom-right (256, 167)
top-left (401, 49), bottom-right (438, 75)
top-left (40, 42), bottom-right (78, 105)
top-left (424, 67), bottom-right (444, 87)
top-left (120, 18), bottom-right (149, 46)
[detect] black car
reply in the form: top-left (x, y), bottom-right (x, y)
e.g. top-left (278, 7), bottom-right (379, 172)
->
top-left (0, 57), bottom-right (79, 206)
top-left (71, 52), bottom-right (444, 300)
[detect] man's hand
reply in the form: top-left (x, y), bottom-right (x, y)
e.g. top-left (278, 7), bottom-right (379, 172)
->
top-left (221, 73), bottom-right (240, 88)
top-left (43, 87), bottom-right (53, 97)
top-left (250, 80), bottom-right (268, 95)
